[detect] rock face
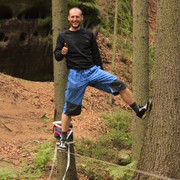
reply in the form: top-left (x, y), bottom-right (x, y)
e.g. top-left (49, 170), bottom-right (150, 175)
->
top-left (0, 0), bottom-right (156, 81)
top-left (0, 0), bottom-right (102, 81)
top-left (0, 0), bottom-right (53, 81)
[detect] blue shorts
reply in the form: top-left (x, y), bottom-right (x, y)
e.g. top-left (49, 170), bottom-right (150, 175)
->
top-left (63, 65), bottom-right (126, 116)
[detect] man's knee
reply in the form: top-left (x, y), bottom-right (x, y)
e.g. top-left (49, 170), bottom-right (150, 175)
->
top-left (111, 79), bottom-right (126, 95)
top-left (63, 102), bottom-right (81, 116)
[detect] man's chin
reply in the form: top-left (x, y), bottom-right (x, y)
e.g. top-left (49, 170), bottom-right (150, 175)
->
top-left (72, 24), bottom-right (80, 29)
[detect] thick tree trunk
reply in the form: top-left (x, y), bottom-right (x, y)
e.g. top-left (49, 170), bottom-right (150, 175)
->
top-left (52, 1), bottom-right (78, 179)
top-left (134, 0), bottom-right (180, 179)
top-left (57, 136), bottom-right (77, 180)
top-left (52, 0), bottom-right (68, 120)
top-left (132, 0), bottom-right (149, 161)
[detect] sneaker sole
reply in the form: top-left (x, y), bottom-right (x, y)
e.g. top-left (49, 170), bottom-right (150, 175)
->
top-left (142, 100), bottom-right (152, 119)
top-left (58, 149), bottom-right (67, 152)
top-left (57, 146), bottom-right (67, 151)
top-left (57, 142), bottom-right (67, 151)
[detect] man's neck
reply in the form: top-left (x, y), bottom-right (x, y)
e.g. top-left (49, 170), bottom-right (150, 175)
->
top-left (69, 26), bottom-right (81, 32)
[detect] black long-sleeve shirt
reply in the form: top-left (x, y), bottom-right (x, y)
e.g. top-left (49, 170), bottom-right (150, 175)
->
top-left (54, 28), bottom-right (103, 69)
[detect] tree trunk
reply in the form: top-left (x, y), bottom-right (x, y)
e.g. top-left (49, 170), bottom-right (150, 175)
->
top-left (109, 0), bottom-right (118, 105)
top-left (132, 0), bottom-right (149, 161)
top-left (57, 136), bottom-right (78, 180)
top-left (52, 1), bottom-right (78, 179)
top-left (52, 0), bottom-right (68, 120)
top-left (134, 0), bottom-right (180, 179)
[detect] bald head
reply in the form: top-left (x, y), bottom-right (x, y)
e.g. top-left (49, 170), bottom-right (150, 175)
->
top-left (69, 7), bottom-right (83, 16)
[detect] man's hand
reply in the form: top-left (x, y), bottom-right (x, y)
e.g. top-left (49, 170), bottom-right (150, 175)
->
top-left (61, 43), bottom-right (68, 56)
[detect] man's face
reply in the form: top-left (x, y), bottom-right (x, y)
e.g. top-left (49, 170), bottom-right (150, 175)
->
top-left (68, 9), bottom-right (83, 30)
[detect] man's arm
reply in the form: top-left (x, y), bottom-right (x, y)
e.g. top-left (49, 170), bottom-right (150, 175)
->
top-left (90, 33), bottom-right (103, 69)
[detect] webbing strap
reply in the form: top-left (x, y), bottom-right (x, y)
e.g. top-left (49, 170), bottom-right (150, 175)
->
top-left (62, 141), bottom-right (74, 180)
top-left (62, 144), bottom-right (70, 180)
top-left (52, 120), bottom-right (73, 180)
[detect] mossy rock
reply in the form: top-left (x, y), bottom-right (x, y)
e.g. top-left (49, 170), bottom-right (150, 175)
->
top-left (117, 149), bottom-right (131, 166)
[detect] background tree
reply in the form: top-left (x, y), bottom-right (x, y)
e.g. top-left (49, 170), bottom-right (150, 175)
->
top-left (134, 0), bottom-right (180, 179)
top-left (109, 0), bottom-right (118, 105)
top-left (132, 0), bottom-right (149, 161)
top-left (52, 0), bottom-right (77, 179)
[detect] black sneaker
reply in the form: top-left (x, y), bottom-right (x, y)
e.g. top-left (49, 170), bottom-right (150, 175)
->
top-left (58, 140), bottom-right (67, 151)
top-left (137, 100), bottom-right (152, 119)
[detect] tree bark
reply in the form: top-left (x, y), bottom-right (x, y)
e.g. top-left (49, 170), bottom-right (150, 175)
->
top-left (57, 136), bottom-right (78, 180)
top-left (132, 0), bottom-right (149, 161)
top-left (109, 0), bottom-right (118, 105)
top-left (52, 1), bottom-right (78, 179)
top-left (52, 0), bottom-right (68, 120)
top-left (133, 0), bottom-right (180, 179)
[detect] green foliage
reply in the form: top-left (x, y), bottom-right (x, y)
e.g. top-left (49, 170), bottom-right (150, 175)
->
top-left (75, 138), bottom-right (115, 162)
top-left (118, 0), bottom-right (133, 36)
top-left (41, 113), bottom-right (50, 123)
top-left (107, 0), bottom-right (132, 36)
top-left (77, 159), bottom-right (110, 179)
top-left (108, 161), bottom-right (137, 180)
top-left (76, 110), bottom-right (132, 158)
top-left (102, 110), bottom-right (132, 149)
top-left (0, 141), bottom-right (54, 179)
top-left (34, 141), bottom-right (53, 171)
top-left (76, 155), bottom-right (136, 179)
top-left (100, 0), bottom-right (133, 59)
top-left (0, 167), bottom-right (19, 180)
top-left (109, 167), bottom-right (125, 179)
top-left (75, 110), bottom-right (132, 179)
top-left (100, 18), bottom-right (109, 32)
top-left (22, 164), bottom-right (42, 179)
top-left (22, 141), bottom-right (53, 179)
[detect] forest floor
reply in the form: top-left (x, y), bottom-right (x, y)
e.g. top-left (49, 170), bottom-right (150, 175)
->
top-left (0, 33), bottom-right (132, 179)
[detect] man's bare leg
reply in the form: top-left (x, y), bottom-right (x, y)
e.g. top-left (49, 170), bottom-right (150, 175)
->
top-left (119, 87), bottom-right (140, 115)
top-left (119, 87), bottom-right (152, 119)
top-left (58, 114), bottom-right (71, 150)
top-left (61, 113), bottom-right (71, 133)
top-left (119, 88), bottom-right (135, 106)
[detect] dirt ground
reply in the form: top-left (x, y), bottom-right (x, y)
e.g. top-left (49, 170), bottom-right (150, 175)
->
top-left (0, 33), bottom-right (131, 179)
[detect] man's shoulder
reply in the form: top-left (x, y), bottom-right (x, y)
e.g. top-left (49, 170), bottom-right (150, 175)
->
top-left (59, 29), bottom-right (69, 35)
top-left (81, 28), bottom-right (93, 34)
top-left (80, 28), bottom-right (94, 40)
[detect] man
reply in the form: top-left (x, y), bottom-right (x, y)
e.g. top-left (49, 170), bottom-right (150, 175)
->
top-left (54, 7), bottom-right (152, 150)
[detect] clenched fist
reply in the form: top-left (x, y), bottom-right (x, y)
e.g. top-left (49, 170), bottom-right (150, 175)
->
top-left (61, 43), bottom-right (68, 56)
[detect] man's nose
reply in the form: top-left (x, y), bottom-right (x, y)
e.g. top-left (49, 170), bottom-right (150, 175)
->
top-left (73, 17), bottom-right (77, 21)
